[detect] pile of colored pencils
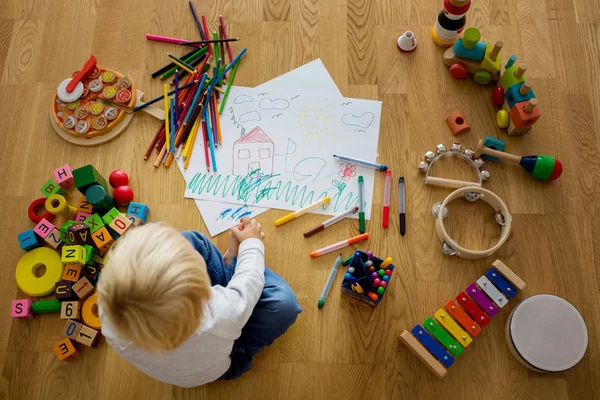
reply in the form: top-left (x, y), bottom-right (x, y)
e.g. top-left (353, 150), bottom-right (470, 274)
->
top-left (138, 2), bottom-right (245, 171)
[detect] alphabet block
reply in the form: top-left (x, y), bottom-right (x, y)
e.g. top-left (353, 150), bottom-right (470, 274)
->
top-left (110, 214), bottom-right (132, 236)
top-left (127, 214), bottom-right (144, 227)
top-left (41, 179), bottom-right (67, 197)
top-left (73, 164), bottom-right (108, 195)
top-left (18, 229), bottom-right (42, 251)
top-left (60, 300), bottom-right (81, 319)
top-left (43, 228), bottom-right (63, 250)
top-left (505, 81), bottom-right (535, 109)
top-left (96, 248), bottom-right (108, 265)
top-left (53, 338), bottom-right (79, 361)
top-left (102, 207), bottom-right (120, 226)
top-left (74, 212), bottom-right (92, 223)
top-left (68, 223), bottom-right (93, 246)
top-left (62, 245), bottom-right (86, 265)
top-left (72, 276), bottom-right (94, 299)
top-left (33, 218), bottom-right (55, 239)
top-left (11, 299), bottom-right (33, 318)
top-left (63, 319), bottom-right (83, 339)
top-left (84, 214), bottom-right (104, 233)
top-left (54, 280), bottom-right (73, 300)
top-left (127, 202), bottom-right (150, 223)
top-left (76, 196), bottom-right (94, 213)
top-left (82, 245), bottom-right (97, 265)
top-left (62, 264), bottom-right (82, 282)
top-left (82, 264), bottom-right (99, 282)
top-left (75, 325), bottom-right (99, 347)
top-left (452, 38), bottom-right (486, 62)
top-left (53, 165), bottom-right (74, 189)
top-left (509, 99), bottom-right (541, 129)
top-left (60, 221), bottom-right (75, 244)
top-left (91, 227), bottom-right (114, 252)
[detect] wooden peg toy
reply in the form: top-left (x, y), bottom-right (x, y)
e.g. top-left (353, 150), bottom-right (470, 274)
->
top-left (505, 81), bottom-right (535, 109)
top-left (40, 179), bottom-right (67, 198)
top-left (474, 138), bottom-right (562, 181)
top-left (18, 229), bottom-right (42, 251)
top-left (62, 264), bottom-right (82, 282)
top-left (509, 98), bottom-right (541, 129)
top-left (63, 319), bottom-right (83, 339)
top-left (445, 112), bottom-right (470, 135)
top-left (91, 226), bottom-right (114, 252)
top-left (53, 338), bottom-right (80, 361)
top-left (82, 293), bottom-right (101, 329)
top-left (109, 214), bottom-right (132, 236)
top-left (55, 280), bottom-right (73, 300)
top-left (500, 63), bottom-right (527, 90)
top-left (480, 136), bottom-right (505, 163)
top-left (28, 197), bottom-right (55, 224)
top-left (15, 247), bottom-right (63, 297)
top-left (62, 245), bottom-right (87, 265)
top-left (480, 41), bottom-right (503, 76)
top-left (399, 259), bottom-right (526, 378)
top-left (43, 227), bottom-right (63, 250)
top-left (53, 165), bottom-right (74, 189)
top-left (11, 299), bottom-right (33, 318)
top-left (60, 300), bottom-right (81, 319)
top-left (76, 196), bottom-right (94, 213)
top-left (68, 223), bottom-right (93, 246)
top-left (72, 276), bottom-right (94, 300)
top-left (45, 194), bottom-right (76, 219)
top-left (75, 325), bottom-right (99, 347)
top-left (73, 164), bottom-right (108, 195)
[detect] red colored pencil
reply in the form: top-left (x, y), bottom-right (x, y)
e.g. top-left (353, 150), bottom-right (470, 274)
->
top-left (144, 123), bottom-right (165, 160)
top-left (201, 16), bottom-right (213, 57)
top-left (219, 15), bottom-right (234, 62)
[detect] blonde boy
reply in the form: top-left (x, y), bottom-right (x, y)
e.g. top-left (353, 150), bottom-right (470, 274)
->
top-left (97, 218), bottom-right (301, 387)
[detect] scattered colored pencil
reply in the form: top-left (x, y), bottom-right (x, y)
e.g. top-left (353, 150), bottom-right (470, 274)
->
top-left (174, 70), bottom-right (180, 131)
top-left (179, 37), bottom-right (240, 46)
top-left (134, 80), bottom-right (199, 111)
top-left (188, 1), bottom-right (206, 40)
top-left (146, 34), bottom-right (202, 46)
top-left (166, 53), bottom-right (195, 74)
top-left (219, 58), bottom-right (239, 114)
top-left (219, 15), bottom-right (234, 62)
top-left (161, 47), bottom-right (207, 80)
top-left (163, 84), bottom-right (170, 153)
top-left (201, 15), bottom-right (213, 57)
top-left (213, 92), bottom-right (222, 145)
top-left (151, 48), bottom-right (200, 78)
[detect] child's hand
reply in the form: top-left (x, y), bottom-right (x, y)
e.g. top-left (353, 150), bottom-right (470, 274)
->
top-left (231, 217), bottom-right (265, 243)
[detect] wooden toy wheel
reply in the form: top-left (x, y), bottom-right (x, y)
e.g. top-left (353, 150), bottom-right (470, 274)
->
top-left (473, 70), bottom-right (492, 85)
top-left (449, 63), bottom-right (468, 79)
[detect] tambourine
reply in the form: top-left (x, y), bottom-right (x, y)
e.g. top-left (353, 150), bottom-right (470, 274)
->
top-left (419, 143), bottom-right (490, 189)
top-left (432, 186), bottom-right (512, 259)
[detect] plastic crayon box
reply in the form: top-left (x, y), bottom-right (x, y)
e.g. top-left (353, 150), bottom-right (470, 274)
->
top-left (341, 251), bottom-right (394, 308)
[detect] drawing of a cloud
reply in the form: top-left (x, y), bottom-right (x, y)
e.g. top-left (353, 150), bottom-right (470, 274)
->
top-left (341, 112), bottom-right (374, 129)
top-left (239, 111), bottom-right (262, 123)
top-left (234, 94), bottom-right (253, 104)
top-left (259, 98), bottom-right (290, 111)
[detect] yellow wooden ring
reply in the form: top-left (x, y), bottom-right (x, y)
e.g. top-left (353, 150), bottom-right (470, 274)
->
top-left (82, 293), bottom-right (101, 329)
top-left (45, 194), bottom-right (71, 218)
top-left (15, 247), bottom-right (63, 296)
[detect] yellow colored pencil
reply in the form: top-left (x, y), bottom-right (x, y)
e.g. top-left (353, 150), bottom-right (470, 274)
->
top-left (184, 120), bottom-right (201, 169)
top-left (166, 54), bottom-right (195, 74)
top-left (184, 118), bottom-right (200, 159)
top-left (163, 84), bottom-right (170, 152)
top-left (213, 92), bottom-right (222, 145)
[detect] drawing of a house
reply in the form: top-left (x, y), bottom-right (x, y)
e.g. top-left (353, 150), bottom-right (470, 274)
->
top-left (232, 126), bottom-right (275, 176)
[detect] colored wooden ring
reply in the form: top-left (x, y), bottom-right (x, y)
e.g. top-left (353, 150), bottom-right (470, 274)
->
top-left (82, 293), bottom-right (101, 329)
top-left (28, 198), bottom-right (55, 223)
top-left (431, 26), bottom-right (457, 48)
top-left (443, 0), bottom-right (471, 16)
top-left (15, 247), bottom-right (64, 296)
top-left (437, 10), bottom-right (466, 32)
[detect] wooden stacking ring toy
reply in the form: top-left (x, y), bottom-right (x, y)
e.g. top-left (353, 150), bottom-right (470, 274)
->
top-left (433, 186), bottom-right (512, 259)
top-left (28, 198), bottom-right (55, 223)
top-left (15, 247), bottom-right (64, 296)
top-left (82, 293), bottom-right (102, 330)
top-left (418, 143), bottom-right (489, 189)
top-left (506, 294), bottom-right (588, 373)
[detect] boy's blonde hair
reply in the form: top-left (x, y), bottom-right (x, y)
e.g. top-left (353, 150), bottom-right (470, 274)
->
top-left (97, 223), bottom-right (211, 352)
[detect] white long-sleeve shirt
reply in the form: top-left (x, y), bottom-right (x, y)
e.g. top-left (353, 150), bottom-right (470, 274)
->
top-left (100, 238), bottom-right (266, 388)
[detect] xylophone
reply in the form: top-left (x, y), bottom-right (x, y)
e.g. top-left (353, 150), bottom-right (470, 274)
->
top-left (400, 259), bottom-right (526, 378)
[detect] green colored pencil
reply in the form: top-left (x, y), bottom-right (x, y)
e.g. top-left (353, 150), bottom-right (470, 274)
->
top-left (218, 59), bottom-right (239, 114)
top-left (160, 47), bottom-right (207, 80)
top-left (213, 33), bottom-right (220, 63)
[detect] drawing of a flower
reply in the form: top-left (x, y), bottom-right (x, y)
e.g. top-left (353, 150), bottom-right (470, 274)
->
top-left (338, 163), bottom-right (357, 181)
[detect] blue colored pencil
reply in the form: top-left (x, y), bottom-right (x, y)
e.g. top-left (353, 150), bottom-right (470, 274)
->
top-left (184, 74), bottom-right (207, 126)
top-left (204, 105), bottom-right (217, 171)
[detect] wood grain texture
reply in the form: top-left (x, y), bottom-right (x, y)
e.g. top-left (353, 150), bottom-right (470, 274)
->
top-left (1, 0), bottom-right (600, 399)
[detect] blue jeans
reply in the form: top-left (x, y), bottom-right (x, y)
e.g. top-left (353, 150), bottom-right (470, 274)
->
top-left (182, 231), bottom-right (302, 380)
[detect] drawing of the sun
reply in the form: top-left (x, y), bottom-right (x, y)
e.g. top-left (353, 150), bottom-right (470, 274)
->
top-left (290, 100), bottom-right (337, 145)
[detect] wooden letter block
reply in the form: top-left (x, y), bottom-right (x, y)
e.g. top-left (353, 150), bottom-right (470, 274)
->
top-left (127, 214), bottom-right (144, 227)
top-left (11, 299), bottom-right (33, 318)
top-left (53, 338), bottom-right (80, 361)
top-left (68, 223), bottom-right (93, 246)
top-left (62, 245), bottom-right (86, 265)
top-left (41, 179), bottom-right (67, 197)
top-left (76, 196), bottom-right (94, 213)
top-left (92, 227), bottom-right (114, 252)
top-left (60, 221), bottom-right (75, 244)
top-left (72, 277), bottom-right (94, 300)
top-left (76, 325), bottom-right (99, 347)
top-left (43, 228), bottom-right (62, 250)
top-left (509, 99), bottom-right (541, 129)
top-left (18, 229), bottom-right (42, 251)
top-left (55, 281), bottom-right (73, 300)
top-left (63, 319), bottom-right (83, 339)
top-left (127, 202), bottom-right (150, 223)
top-left (84, 214), bottom-right (104, 233)
top-left (95, 249), bottom-right (108, 265)
top-left (74, 212), bottom-right (92, 223)
top-left (54, 165), bottom-right (74, 189)
top-left (34, 218), bottom-right (55, 239)
top-left (62, 264), bottom-right (82, 282)
top-left (60, 300), bottom-right (81, 319)
top-left (110, 214), bottom-right (132, 236)
top-left (73, 164), bottom-right (108, 195)
top-left (82, 264), bottom-right (99, 282)
top-left (82, 245), bottom-right (97, 265)
top-left (102, 207), bottom-right (120, 226)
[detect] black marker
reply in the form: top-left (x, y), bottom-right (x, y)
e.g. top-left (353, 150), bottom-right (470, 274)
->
top-left (399, 176), bottom-right (406, 235)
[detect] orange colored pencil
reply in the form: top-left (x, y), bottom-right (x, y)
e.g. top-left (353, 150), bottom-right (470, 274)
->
top-left (213, 92), bottom-right (222, 145)
top-left (154, 144), bottom-right (167, 167)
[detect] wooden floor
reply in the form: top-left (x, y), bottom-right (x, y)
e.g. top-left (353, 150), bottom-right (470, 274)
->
top-left (1, 0), bottom-right (599, 399)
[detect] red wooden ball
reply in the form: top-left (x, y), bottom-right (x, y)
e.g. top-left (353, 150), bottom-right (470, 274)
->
top-left (450, 63), bottom-right (468, 79)
top-left (109, 170), bottom-right (129, 188)
top-left (113, 185), bottom-right (134, 206)
top-left (492, 87), bottom-right (505, 106)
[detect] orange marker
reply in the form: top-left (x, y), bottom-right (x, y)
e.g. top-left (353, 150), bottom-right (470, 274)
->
top-left (309, 233), bottom-right (370, 258)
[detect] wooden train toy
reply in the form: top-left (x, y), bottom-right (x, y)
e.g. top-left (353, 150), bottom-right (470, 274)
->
top-left (400, 259), bottom-right (526, 378)
top-left (443, 27), bottom-right (541, 135)
top-left (13, 164), bottom-right (150, 361)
